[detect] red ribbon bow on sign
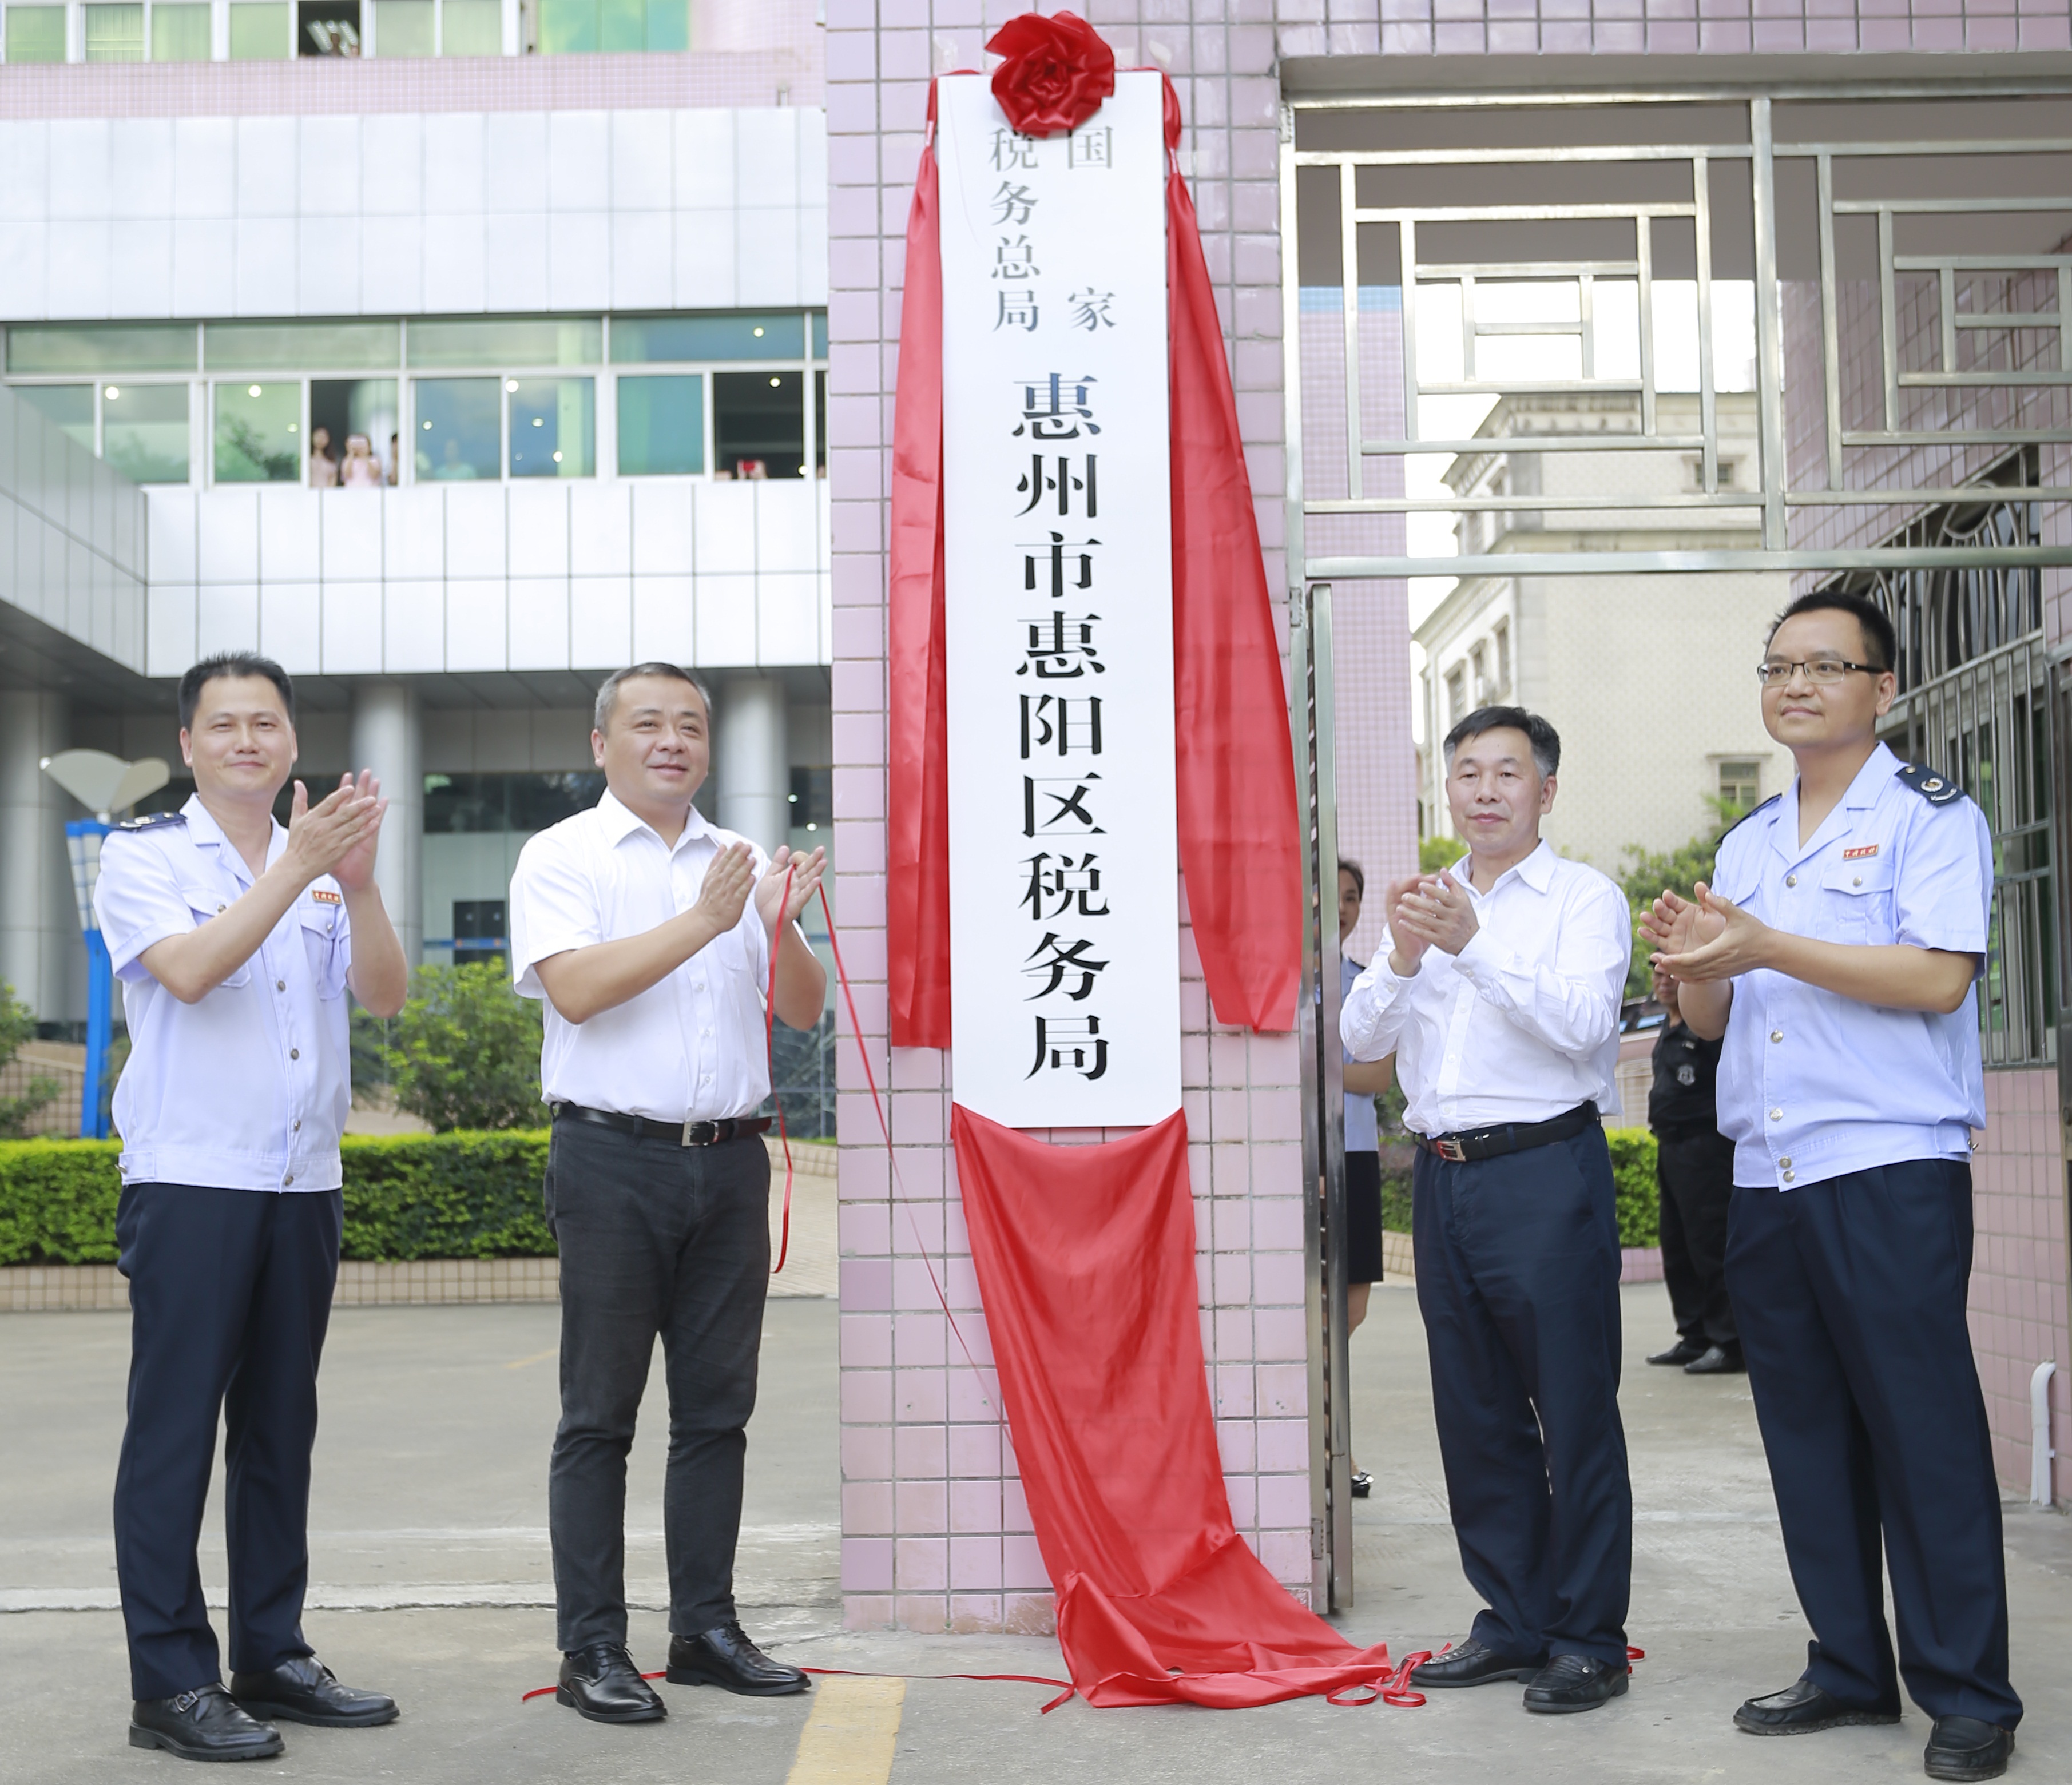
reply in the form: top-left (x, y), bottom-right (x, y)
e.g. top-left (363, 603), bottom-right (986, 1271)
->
top-left (986, 11), bottom-right (1116, 138)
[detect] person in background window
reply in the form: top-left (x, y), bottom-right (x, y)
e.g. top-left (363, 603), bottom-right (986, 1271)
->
top-left (387, 432), bottom-right (401, 486)
top-left (430, 437), bottom-right (477, 481)
top-left (339, 434), bottom-right (383, 489)
top-left (307, 427), bottom-right (338, 488)
top-left (1338, 859), bottom-right (1395, 1501)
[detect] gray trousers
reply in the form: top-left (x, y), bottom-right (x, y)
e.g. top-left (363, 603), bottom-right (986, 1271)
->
top-left (544, 1118), bottom-right (771, 1652)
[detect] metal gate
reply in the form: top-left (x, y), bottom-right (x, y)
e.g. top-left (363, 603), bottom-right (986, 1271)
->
top-left (1280, 70), bottom-right (2072, 1609)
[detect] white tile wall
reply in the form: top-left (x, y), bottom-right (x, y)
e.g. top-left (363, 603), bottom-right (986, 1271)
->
top-left (444, 484), bottom-right (507, 578)
top-left (321, 492), bottom-right (386, 583)
top-left (112, 121), bottom-right (175, 223)
top-left (569, 482), bottom-right (631, 576)
top-left (634, 479), bottom-right (698, 575)
top-left (442, 577), bottom-right (503, 671)
top-left (570, 574), bottom-right (633, 667)
top-left (196, 581), bottom-right (260, 657)
top-left (690, 480), bottom-right (752, 573)
top-left (548, 113), bottom-right (610, 214)
top-left (146, 582), bottom-right (198, 678)
top-left (507, 577), bottom-right (571, 670)
top-left (611, 112), bottom-right (674, 212)
top-left (695, 571), bottom-right (755, 662)
top-left (632, 572), bottom-right (697, 663)
top-left (546, 213), bottom-right (611, 312)
top-left (363, 116), bottom-right (425, 217)
top-left (110, 222), bottom-right (174, 319)
top-left (236, 117), bottom-right (299, 220)
top-left (259, 579), bottom-right (322, 674)
top-left (323, 579), bottom-right (386, 674)
top-left (506, 483), bottom-right (570, 577)
top-left (257, 488), bottom-right (321, 583)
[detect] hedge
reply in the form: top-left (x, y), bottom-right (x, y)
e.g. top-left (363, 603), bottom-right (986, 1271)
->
top-left (0, 1132), bottom-right (556, 1267)
top-left (1376, 1127), bottom-right (1661, 1250)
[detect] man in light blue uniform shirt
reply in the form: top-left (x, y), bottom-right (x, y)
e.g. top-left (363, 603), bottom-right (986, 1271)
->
top-left (93, 652), bottom-right (408, 1764)
top-left (1650, 591), bottom-right (2019, 1783)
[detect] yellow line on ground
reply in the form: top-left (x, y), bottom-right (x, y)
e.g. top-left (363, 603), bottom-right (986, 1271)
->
top-left (503, 1347), bottom-right (558, 1371)
top-left (784, 1675), bottom-right (906, 1784)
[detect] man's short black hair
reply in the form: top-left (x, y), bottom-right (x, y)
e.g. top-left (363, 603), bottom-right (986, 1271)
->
top-left (1339, 858), bottom-right (1365, 900)
top-left (1766, 589), bottom-right (1896, 673)
top-left (593, 662), bottom-right (715, 735)
top-left (1442, 705), bottom-right (1560, 780)
top-left (178, 652), bottom-right (296, 732)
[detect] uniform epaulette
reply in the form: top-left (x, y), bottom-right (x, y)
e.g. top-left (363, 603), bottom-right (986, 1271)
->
top-left (1717, 792), bottom-right (1781, 842)
top-left (1895, 762), bottom-right (1965, 808)
top-left (116, 810), bottom-right (186, 832)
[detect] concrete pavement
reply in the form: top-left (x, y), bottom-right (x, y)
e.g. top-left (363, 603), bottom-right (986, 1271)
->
top-left (2, 1284), bottom-right (2066, 1783)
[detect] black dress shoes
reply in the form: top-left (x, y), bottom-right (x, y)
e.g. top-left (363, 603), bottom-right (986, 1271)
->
top-left (1523, 1653), bottom-right (1629, 1713)
top-left (230, 1656), bottom-right (398, 1728)
top-left (666, 1621), bottom-right (810, 1695)
top-left (556, 1644), bottom-right (667, 1723)
top-left (1349, 1470), bottom-right (1372, 1500)
top-left (1733, 1677), bottom-right (1901, 1734)
top-left (1410, 1637), bottom-right (1546, 1688)
top-left (1647, 1337), bottom-right (1706, 1366)
top-left (1924, 1716), bottom-right (2015, 1781)
top-left (130, 1684), bottom-right (285, 1762)
top-left (1685, 1344), bottom-right (1747, 1375)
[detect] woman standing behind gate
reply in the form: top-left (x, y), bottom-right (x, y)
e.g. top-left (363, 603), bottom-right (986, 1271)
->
top-left (1338, 861), bottom-right (1395, 1500)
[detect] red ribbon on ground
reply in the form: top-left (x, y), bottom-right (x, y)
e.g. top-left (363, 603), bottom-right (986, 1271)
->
top-left (887, 69), bottom-right (1301, 1045)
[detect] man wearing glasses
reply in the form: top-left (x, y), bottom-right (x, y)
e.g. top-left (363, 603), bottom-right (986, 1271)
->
top-left (1647, 591), bottom-right (2019, 1782)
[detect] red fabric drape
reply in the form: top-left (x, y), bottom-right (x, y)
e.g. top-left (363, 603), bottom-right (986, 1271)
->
top-left (886, 95), bottom-right (954, 1048)
top-left (952, 1104), bottom-right (1399, 1708)
top-left (886, 74), bottom-right (1301, 1046)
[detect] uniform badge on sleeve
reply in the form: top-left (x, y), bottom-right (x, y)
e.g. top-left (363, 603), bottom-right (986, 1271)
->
top-left (311, 889), bottom-right (343, 906)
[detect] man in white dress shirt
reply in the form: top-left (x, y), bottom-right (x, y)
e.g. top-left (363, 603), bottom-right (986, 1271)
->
top-left (509, 663), bottom-right (826, 1726)
top-left (96, 651), bottom-right (408, 1762)
top-left (1342, 706), bottom-right (1634, 1714)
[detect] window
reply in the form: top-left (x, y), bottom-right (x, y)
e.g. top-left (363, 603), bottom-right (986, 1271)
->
top-left (1493, 618), bottom-right (1511, 697)
top-left (713, 369), bottom-right (804, 479)
top-left (507, 376), bottom-right (594, 478)
top-left (152, 1), bottom-right (212, 56)
top-left (612, 314), bottom-right (804, 363)
top-left (372, 0), bottom-right (431, 51)
top-left (229, 1), bottom-right (290, 55)
top-left (102, 383), bottom-right (189, 483)
top-left (535, 0), bottom-right (685, 53)
top-left (214, 381), bottom-right (301, 483)
top-left (1445, 665), bottom-right (1466, 728)
top-left (15, 384), bottom-right (94, 453)
top-left (423, 772), bottom-right (605, 832)
top-left (441, 0), bottom-right (497, 51)
top-left (409, 316), bottom-right (601, 368)
top-left (451, 900), bottom-right (507, 969)
top-left (83, 2), bottom-right (144, 57)
top-left (414, 378), bottom-right (499, 480)
top-left (618, 374), bottom-right (704, 476)
top-left (1717, 760), bottom-right (1761, 810)
top-left (299, 0), bottom-right (361, 54)
top-left (208, 320), bottom-right (400, 369)
top-left (309, 379), bottom-right (399, 484)
top-left (1469, 642), bottom-right (1489, 705)
top-left (5, 5), bottom-right (66, 58)
top-left (9, 324), bottom-right (196, 373)
top-left (789, 766), bottom-right (832, 832)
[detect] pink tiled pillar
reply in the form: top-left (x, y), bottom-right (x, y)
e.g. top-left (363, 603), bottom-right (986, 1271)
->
top-left (826, 0), bottom-right (1312, 1633)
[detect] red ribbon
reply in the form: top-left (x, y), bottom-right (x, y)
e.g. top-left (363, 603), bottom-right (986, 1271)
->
top-left (766, 864), bottom-right (796, 1277)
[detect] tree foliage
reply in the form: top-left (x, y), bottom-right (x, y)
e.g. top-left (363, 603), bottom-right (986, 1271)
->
top-left (386, 964), bottom-right (547, 1133)
top-left (1611, 797), bottom-right (1749, 1000)
top-left (1418, 834), bottom-right (1462, 874)
top-left (0, 981), bottom-right (59, 1139)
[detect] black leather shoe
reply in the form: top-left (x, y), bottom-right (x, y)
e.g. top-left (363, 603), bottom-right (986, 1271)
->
top-left (129, 1684), bottom-right (284, 1762)
top-left (555, 1645), bottom-right (666, 1724)
top-left (230, 1656), bottom-right (398, 1728)
top-left (1410, 1638), bottom-right (1546, 1688)
top-left (666, 1622), bottom-right (809, 1695)
top-left (1685, 1344), bottom-right (1747, 1375)
top-left (1349, 1470), bottom-right (1372, 1500)
top-left (1648, 1338), bottom-right (1706, 1366)
top-left (1924, 1716), bottom-right (2014, 1781)
top-left (1733, 1677), bottom-right (1901, 1734)
top-left (1523, 1653), bottom-right (1629, 1713)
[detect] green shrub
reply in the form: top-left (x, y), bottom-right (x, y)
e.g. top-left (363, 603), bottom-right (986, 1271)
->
top-left (1371, 1127), bottom-right (1661, 1250)
top-left (0, 1131), bottom-right (557, 1266)
top-left (386, 965), bottom-right (546, 1133)
top-left (0, 980), bottom-right (61, 1138)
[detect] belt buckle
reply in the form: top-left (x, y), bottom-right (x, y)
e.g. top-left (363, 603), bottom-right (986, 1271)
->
top-left (1435, 1137), bottom-right (1467, 1163)
top-left (681, 1120), bottom-right (701, 1147)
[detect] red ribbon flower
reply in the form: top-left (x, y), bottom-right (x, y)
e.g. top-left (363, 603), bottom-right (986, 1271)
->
top-left (986, 11), bottom-right (1116, 140)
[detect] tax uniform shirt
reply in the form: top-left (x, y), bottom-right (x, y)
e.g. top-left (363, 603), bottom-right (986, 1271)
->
top-left (95, 795), bottom-right (353, 1190)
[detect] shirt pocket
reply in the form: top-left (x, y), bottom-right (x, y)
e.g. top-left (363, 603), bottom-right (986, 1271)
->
top-left (300, 908), bottom-right (347, 1000)
top-left (180, 885), bottom-right (251, 989)
top-left (1818, 856), bottom-right (1897, 943)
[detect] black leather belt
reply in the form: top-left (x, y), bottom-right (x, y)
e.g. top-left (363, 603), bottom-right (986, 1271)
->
top-left (552, 1103), bottom-right (773, 1148)
top-left (1416, 1102), bottom-right (1600, 1164)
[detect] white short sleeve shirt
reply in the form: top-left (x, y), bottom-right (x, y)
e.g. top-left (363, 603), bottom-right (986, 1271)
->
top-left (93, 796), bottom-right (354, 1191)
top-left (509, 791), bottom-right (775, 1123)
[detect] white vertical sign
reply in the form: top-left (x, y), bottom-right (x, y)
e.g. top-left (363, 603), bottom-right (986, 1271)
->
top-left (938, 71), bottom-right (1181, 1129)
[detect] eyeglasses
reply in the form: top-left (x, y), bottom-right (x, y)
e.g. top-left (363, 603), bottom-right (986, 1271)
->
top-left (1755, 658), bottom-right (1882, 687)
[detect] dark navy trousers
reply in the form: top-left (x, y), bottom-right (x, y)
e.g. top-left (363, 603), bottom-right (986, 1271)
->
top-left (1412, 1128), bottom-right (1633, 1667)
top-left (1726, 1160), bottom-right (2021, 1728)
top-left (113, 1183), bottom-right (342, 1700)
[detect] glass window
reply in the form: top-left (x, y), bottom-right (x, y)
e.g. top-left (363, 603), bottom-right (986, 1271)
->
top-left (537, 0), bottom-right (683, 52)
top-left (228, 2), bottom-right (291, 58)
top-left (617, 375), bottom-right (703, 476)
top-left (372, 0), bottom-right (430, 53)
top-left (299, 0), bottom-right (362, 54)
top-left (1718, 761), bottom-right (1762, 809)
top-left (408, 316), bottom-right (602, 369)
top-left (610, 313), bottom-right (802, 364)
top-left (442, 0), bottom-right (500, 52)
top-left (214, 381), bottom-right (302, 483)
top-left (713, 370), bottom-right (804, 479)
top-left (150, 1), bottom-right (212, 57)
top-left (811, 312), bottom-right (827, 357)
top-left (509, 376), bottom-right (594, 478)
top-left (311, 378), bottom-right (400, 485)
top-left (4, 6), bottom-right (67, 59)
top-left (83, 2), bottom-right (145, 57)
top-left (14, 385), bottom-right (95, 453)
top-left (814, 368), bottom-right (825, 476)
top-left (414, 377), bottom-right (499, 480)
top-left (102, 383), bottom-right (189, 483)
top-left (7, 324), bottom-right (196, 374)
top-left (205, 319), bottom-right (400, 371)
